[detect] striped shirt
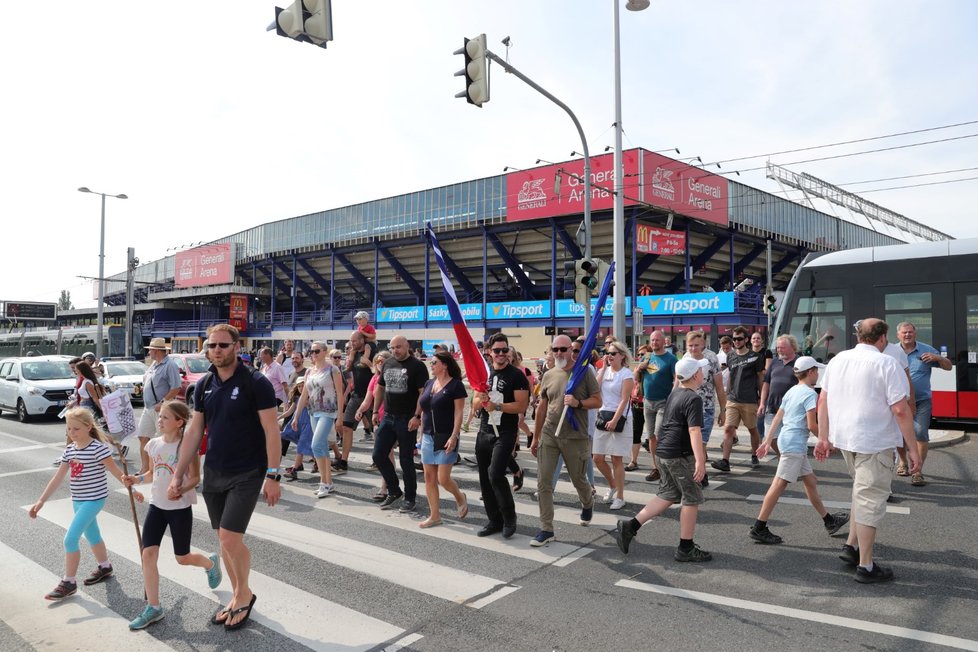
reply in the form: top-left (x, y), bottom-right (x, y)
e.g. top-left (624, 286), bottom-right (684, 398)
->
top-left (60, 439), bottom-right (112, 501)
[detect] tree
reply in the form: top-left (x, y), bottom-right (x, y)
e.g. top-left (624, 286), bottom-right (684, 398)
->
top-left (57, 290), bottom-right (74, 311)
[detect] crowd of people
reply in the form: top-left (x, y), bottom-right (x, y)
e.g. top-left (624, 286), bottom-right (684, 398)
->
top-left (31, 313), bottom-right (946, 632)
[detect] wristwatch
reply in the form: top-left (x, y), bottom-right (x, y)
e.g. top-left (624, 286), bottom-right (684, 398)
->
top-left (265, 473), bottom-right (282, 482)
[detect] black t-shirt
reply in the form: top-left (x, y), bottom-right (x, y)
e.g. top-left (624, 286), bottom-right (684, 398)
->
top-left (196, 362), bottom-right (278, 473)
top-left (764, 356), bottom-right (798, 412)
top-left (378, 354), bottom-right (429, 416)
top-left (726, 349), bottom-right (765, 404)
top-left (420, 377), bottom-right (467, 434)
top-left (655, 387), bottom-right (703, 459)
top-left (479, 364), bottom-right (530, 435)
top-left (350, 342), bottom-right (376, 397)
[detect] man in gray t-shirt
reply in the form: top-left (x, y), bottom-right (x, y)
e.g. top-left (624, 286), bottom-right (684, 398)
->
top-left (138, 338), bottom-right (182, 473)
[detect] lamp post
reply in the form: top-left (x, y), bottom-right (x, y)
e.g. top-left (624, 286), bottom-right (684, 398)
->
top-left (613, 0), bottom-right (649, 340)
top-left (78, 187), bottom-right (128, 360)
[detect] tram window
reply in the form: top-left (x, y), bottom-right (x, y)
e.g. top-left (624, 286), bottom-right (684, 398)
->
top-left (789, 294), bottom-right (845, 363)
top-left (797, 296), bottom-right (844, 314)
top-left (968, 296), bottom-right (978, 354)
top-left (885, 291), bottom-right (934, 344)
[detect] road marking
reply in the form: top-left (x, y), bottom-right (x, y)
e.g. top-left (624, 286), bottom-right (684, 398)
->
top-left (745, 493), bottom-right (910, 515)
top-left (383, 633), bottom-right (425, 651)
top-left (0, 444), bottom-right (48, 454)
top-left (0, 540), bottom-right (175, 651)
top-left (0, 465), bottom-right (56, 479)
top-left (30, 498), bottom-right (407, 651)
top-left (466, 584), bottom-right (521, 609)
top-left (616, 579), bottom-right (978, 651)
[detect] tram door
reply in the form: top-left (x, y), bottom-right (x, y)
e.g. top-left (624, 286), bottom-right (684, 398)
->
top-left (954, 282), bottom-right (978, 419)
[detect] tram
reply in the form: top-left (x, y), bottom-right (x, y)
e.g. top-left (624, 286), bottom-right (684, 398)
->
top-left (773, 238), bottom-right (978, 426)
top-left (0, 324), bottom-right (144, 359)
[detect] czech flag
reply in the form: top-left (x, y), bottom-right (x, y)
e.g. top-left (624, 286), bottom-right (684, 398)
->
top-left (426, 222), bottom-right (489, 393)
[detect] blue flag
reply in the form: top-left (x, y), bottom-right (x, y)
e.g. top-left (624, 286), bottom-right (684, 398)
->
top-left (564, 260), bottom-right (616, 429)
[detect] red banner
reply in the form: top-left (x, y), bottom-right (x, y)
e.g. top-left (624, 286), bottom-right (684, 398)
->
top-left (505, 149), bottom-right (641, 222)
top-left (229, 293), bottom-right (248, 333)
top-left (636, 223), bottom-right (686, 256)
top-left (175, 244), bottom-right (235, 288)
top-left (642, 151), bottom-right (729, 226)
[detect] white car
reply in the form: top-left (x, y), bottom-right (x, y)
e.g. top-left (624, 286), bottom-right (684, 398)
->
top-left (0, 356), bottom-right (76, 422)
top-left (102, 360), bottom-right (149, 405)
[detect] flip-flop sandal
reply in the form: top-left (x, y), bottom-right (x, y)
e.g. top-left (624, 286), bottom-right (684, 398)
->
top-left (224, 594), bottom-right (257, 631)
top-left (210, 606), bottom-right (230, 625)
top-left (457, 496), bottom-right (469, 519)
top-left (911, 473), bottom-right (927, 486)
top-left (896, 465), bottom-right (910, 476)
top-left (419, 518), bottom-right (443, 529)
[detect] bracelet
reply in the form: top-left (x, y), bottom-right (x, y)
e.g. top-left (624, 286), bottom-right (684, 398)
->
top-left (266, 467), bottom-right (278, 473)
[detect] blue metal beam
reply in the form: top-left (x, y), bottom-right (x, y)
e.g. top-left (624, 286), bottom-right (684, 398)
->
top-left (274, 259), bottom-right (319, 305)
top-left (435, 245), bottom-right (478, 300)
top-left (634, 253), bottom-right (660, 280)
top-left (484, 228), bottom-right (534, 300)
top-left (665, 235), bottom-right (728, 293)
top-left (334, 250), bottom-right (377, 301)
top-left (378, 244), bottom-right (424, 301)
top-left (553, 219), bottom-right (582, 259)
top-left (297, 258), bottom-right (332, 307)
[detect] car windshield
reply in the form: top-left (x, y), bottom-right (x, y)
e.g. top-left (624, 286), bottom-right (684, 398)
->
top-left (105, 362), bottom-right (148, 376)
top-left (185, 357), bottom-right (210, 373)
top-left (21, 361), bottom-right (74, 381)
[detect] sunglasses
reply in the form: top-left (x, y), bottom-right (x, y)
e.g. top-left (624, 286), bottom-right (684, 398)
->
top-left (332, 355), bottom-right (342, 359)
top-left (207, 342), bottom-right (233, 349)
top-left (571, 348), bottom-right (581, 354)
top-left (491, 347), bottom-right (510, 354)
top-left (551, 347), bottom-right (569, 353)
top-left (604, 350), bottom-right (619, 356)
top-left (732, 336), bottom-right (746, 342)
top-left (309, 349), bottom-right (322, 354)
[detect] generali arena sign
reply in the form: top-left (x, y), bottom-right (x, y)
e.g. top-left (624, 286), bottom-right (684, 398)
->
top-left (505, 148), bottom-right (728, 227)
top-left (174, 244), bottom-right (235, 288)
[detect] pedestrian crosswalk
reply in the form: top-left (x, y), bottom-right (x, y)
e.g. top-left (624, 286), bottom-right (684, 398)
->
top-left (3, 425), bottom-right (791, 651)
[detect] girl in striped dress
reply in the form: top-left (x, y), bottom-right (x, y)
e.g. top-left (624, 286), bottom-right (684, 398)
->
top-left (28, 408), bottom-right (129, 601)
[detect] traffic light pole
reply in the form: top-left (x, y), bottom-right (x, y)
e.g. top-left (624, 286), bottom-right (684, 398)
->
top-left (483, 50), bottom-right (593, 334)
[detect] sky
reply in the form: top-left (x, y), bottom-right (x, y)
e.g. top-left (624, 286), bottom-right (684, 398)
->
top-left (3, 0), bottom-right (977, 309)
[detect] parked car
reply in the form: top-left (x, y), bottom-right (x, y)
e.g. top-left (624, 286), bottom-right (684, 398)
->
top-left (169, 353), bottom-right (211, 408)
top-left (0, 356), bottom-right (76, 422)
top-left (102, 360), bottom-right (149, 405)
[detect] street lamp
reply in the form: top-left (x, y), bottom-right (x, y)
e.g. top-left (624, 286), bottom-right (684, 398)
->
top-left (613, 0), bottom-right (649, 340)
top-left (78, 187), bottom-right (128, 360)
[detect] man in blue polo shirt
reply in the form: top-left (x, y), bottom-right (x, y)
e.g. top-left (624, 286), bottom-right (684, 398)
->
top-left (170, 323), bottom-right (281, 631)
top-left (896, 321), bottom-right (951, 487)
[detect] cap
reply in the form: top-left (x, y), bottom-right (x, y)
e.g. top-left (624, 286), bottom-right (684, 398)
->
top-left (675, 357), bottom-right (710, 381)
top-left (793, 356), bottom-right (826, 373)
top-left (82, 351), bottom-right (96, 360)
top-left (354, 311), bottom-right (369, 320)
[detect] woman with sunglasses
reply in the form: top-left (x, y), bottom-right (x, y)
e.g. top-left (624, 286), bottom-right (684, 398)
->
top-left (593, 341), bottom-right (634, 510)
top-left (291, 342), bottom-right (343, 498)
top-left (417, 352), bottom-right (469, 528)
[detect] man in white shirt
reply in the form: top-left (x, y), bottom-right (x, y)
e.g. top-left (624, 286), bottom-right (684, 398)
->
top-left (815, 318), bottom-right (920, 584)
top-left (259, 347), bottom-right (289, 406)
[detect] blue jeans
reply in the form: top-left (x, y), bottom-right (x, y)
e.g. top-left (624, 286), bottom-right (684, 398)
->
top-left (310, 411), bottom-right (336, 459)
top-left (372, 414), bottom-right (418, 502)
top-left (65, 498), bottom-right (106, 553)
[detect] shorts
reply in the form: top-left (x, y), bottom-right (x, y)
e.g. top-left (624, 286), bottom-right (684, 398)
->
top-left (631, 403), bottom-right (645, 445)
top-left (774, 452), bottom-right (814, 483)
top-left (344, 392), bottom-right (364, 428)
top-left (142, 504), bottom-right (194, 555)
top-left (700, 405), bottom-right (715, 444)
top-left (841, 449), bottom-right (894, 528)
top-left (201, 466), bottom-right (265, 534)
top-left (137, 405), bottom-right (159, 439)
top-left (725, 401), bottom-right (758, 430)
top-left (643, 399), bottom-right (666, 440)
top-left (913, 398), bottom-right (932, 443)
top-left (655, 455), bottom-right (705, 506)
top-left (420, 432), bottom-right (458, 465)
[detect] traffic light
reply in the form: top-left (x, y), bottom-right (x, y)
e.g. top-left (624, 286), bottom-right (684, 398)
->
top-left (454, 34), bottom-right (489, 107)
top-left (562, 260), bottom-right (577, 299)
top-left (575, 259), bottom-right (598, 306)
top-left (275, 0), bottom-right (333, 48)
top-left (765, 294), bottom-right (778, 314)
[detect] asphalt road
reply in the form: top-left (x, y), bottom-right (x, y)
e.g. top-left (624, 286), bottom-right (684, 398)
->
top-left (1, 413), bottom-right (975, 652)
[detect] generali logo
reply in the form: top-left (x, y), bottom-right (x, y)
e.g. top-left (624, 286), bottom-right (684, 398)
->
top-left (651, 167), bottom-right (675, 202)
top-left (517, 179), bottom-right (547, 210)
top-left (178, 257), bottom-right (194, 281)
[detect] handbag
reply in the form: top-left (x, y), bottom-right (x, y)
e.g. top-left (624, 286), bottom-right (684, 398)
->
top-left (596, 410), bottom-right (626, 432)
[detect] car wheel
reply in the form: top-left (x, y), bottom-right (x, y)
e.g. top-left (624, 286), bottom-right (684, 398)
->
top-left (17, 399), bottom-right (31, 423)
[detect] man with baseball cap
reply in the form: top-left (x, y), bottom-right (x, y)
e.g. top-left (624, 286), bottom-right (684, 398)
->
top-left (137, 337), bottom-right (182, 474)
top-left (614, 356), bottom-right (712, 562)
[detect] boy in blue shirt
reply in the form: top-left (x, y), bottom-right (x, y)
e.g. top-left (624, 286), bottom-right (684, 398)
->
top-left (748, 356), bottom-right (849, 544)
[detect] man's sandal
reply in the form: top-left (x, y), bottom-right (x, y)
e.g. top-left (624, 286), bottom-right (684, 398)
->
top-left (224, 594), bottom-right (257, 631)
top-left (896, 465), bottom-right (910, 477)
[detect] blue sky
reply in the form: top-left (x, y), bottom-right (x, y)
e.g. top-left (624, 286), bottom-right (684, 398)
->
top-left (3, 0), bottom-right (976, 308)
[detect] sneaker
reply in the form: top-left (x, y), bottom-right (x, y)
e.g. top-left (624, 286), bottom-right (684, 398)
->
top-left (44, 580), bottom-right (77, 601)
top-left (751, 454), bottom-right (760, 467)
top-left (614, 520), bottom-right (635, 554)
top-left (332, 461), bottom-right (348, 476)
top-left (314, 483), bottom-right (334, 498)
top-left (824, 512), bottom-right (850, 536)
top-left (128, 604), bottom-right (165, 630)
top-left (580, 506), bottom-right (593, 526)
top-left (502, 523), bottom-right (517, 539)
top-left (477, 523), bottom-right (503, 537)
top-left (83, 564), bottom-right (113, 586)
top-left (367, 463), bottom-right (378, 471)
top-left (675, 543), bottom-right (713, 562)
top-left (371, 492), bottom-right (388, 502)
top-left (285, 466), bottom-right (300, 482)
top-left (855, 563), bottom-right (895, 584)
top-left (700, 475), bottom-right (710, 488)
top-left (379, 492), bottom-right (403, 510)
top-left (205, 553), bottom-right (222, 589)
top-left (610, 498), bottom-right (626, 511)
top-left (398, 500), bottom-right (416, 513)
top-left (360, 433), bottom-right (374, 442)
top-left (749, 526), bottom-right (783, 545)
top-left (710, 459), bottom-right (731, 473)
top-left (839, 544), bottom-right (859, 567)
top-left (645, 469), bottom-right (661, 482)
top-left (603, 488), bottom-right (615, 504)
top-left (530, 530), bottom-right (555, 547)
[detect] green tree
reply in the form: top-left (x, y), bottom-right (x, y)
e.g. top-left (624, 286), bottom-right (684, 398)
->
top-left (57, 290), bottom-right (74, 311)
